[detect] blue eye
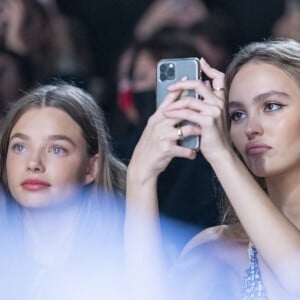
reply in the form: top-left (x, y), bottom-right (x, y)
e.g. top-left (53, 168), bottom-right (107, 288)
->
top-left (50, 146), bottom-right (67, 156)
top-left (12, 143), bottom-right (26, 153)
top-left (230, 111), bottom-right (246, 122)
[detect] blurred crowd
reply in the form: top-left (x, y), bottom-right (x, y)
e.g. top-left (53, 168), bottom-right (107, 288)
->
top-left (0, 0), bottom-right (99, 120)
top-left (1, 0), bottom-right (300, 240)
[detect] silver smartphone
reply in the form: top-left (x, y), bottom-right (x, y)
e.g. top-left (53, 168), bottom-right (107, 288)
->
top-left (156, 57), bottom-right (201, 151)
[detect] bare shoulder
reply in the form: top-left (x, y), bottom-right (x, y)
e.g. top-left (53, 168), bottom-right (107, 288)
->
top-left (181, 225), bottom-right (230, 257)
top-left (180, 224), bottom-right (247, 258)
top-left (174, 225), bottom-right (245, 299)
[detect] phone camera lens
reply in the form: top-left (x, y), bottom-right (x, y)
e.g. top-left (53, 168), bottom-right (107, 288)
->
top-left (160, 62), bottom-right (175, 81)
top-left (167, 68), bottom-right (175, 78)
top-left (160, 73), bottom-right (167, 81)
top-left (160, 64), bottom-right (167, 72)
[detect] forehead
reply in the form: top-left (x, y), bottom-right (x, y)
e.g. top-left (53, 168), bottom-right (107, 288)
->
top-left (228, 62), bottom-right (300, 102)
top-left (11, 107), bottom-right (82, 137)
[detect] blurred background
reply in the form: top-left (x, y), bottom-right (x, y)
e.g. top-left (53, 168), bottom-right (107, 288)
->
top-left (57, 0), bottom-right (286, 78)
top-left (1, 0), bottom-right (299, 252)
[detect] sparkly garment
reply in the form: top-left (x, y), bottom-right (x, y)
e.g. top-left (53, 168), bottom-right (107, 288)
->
top-left (242, 244), bottom-right (268, 300)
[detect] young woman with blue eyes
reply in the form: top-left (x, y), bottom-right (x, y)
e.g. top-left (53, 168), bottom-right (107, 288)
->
top-left (0, 83), bottom-right (127, 299)
top-left (125, 38), bottom-right (300, 299)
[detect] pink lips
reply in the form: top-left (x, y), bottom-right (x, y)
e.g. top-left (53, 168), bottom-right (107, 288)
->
top-left (245, 142), bottom-right (272, 155)
top-left (21, 179), bottom-right (51, 191)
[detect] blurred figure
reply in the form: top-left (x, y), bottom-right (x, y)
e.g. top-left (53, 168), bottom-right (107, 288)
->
top-left (187, 14), bottom-right (233, 71)
top-left (0, 0), bottom-right (53, 80)
top-left (114, 26), bottom-right (203, 159)
top-left (0, 0), bottom-right (49, 55)
top-left (272, 0), bottom-right (300, 41)
top-left (0, 0), bottom-right (96, 89)
top-left (41, 0), bottom-right (94, 83)
top-left (0, 48), bottom-right (34, 119)
top-left (113, 27), bottom-right (219, 259)
top-left (134, 0), bottom-right (208, 41)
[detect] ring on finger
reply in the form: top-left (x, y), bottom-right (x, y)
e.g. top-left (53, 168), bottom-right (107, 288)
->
top-left (177, 126), bottom-right (184, 141)
top-left (213, 87), bottom-right (225, 92)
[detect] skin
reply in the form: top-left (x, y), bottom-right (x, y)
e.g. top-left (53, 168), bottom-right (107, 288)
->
top-left (6, 107), bottom-right (99, 209)
top-left (125, 57), bottom-right (300, 298)
top-left (229, 62), bottom-right (300, 180)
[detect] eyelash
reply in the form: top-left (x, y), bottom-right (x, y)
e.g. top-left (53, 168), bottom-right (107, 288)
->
top-left (229, 111), bottom-right (246, 122)
top-left (49, 145), bottom-right (67, 156)
top-left (11, 143), bottom-right (26, 153)
top-left (10, 143), bottom-right (68, 156)
top-left (264, 102), bottom-right (286, 112)
top-left (229, 101), bottom-right (286, 122)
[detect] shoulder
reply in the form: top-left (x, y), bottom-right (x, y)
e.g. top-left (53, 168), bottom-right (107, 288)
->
top-left (178, 224), bottom-right (248, 278)
top-left (180, 225), bottom-right (237, 257)
top-left (171, 226), bottom-right (243, 300)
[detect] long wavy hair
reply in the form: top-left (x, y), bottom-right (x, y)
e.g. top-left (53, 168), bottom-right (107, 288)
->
top-left (220, 38), bottom-right (300, 236)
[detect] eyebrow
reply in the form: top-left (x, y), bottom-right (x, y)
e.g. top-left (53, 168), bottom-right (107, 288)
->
top-left (228, 90), bottom-right (290, 109)
top-left (10, 133), bottom-right (76, 146)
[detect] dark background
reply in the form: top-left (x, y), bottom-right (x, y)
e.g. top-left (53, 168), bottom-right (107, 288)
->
top-left (57, 0), bottom-right (285, 79)
top-left (57, 0), bottom-right (153, 78)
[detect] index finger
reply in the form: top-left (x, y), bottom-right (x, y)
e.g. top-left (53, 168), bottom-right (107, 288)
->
top-left (157, 77), bottom-right (188, 110)
top-left (200, 58), bottom-right (225, 91)
top-left (157, 88), bottom-right (182, 110)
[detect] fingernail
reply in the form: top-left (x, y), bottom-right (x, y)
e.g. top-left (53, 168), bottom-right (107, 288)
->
top-left (168, 76), bottom-right (187, 90)
top-left (168, 77), bottom-right (186, 90)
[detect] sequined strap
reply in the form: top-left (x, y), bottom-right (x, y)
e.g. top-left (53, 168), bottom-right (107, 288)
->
top-left (242, 243), bottom-right (268, 300)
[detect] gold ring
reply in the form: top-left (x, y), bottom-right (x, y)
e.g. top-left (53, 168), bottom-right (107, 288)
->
top-left (213, 87), bottom-right (225, 92)
top-left (177, 127), bottom-right (184, 140)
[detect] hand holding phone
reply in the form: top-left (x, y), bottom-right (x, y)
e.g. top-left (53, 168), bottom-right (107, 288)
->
top-left (156, 57), bottom-right (202, 151)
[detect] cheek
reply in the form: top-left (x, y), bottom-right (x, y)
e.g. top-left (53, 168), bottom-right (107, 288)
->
top-left (6, 154), bottom-right (19, 183)
top-left (230, 127), bottom-right (245, 155)
top-left (5, 160), bottom-right (21, 200)
top-left (277, 116), bottom-right (300, 138)
top-left (51, 158), bottom-right (88, 186)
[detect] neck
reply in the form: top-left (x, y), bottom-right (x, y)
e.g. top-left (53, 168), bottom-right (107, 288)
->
top-left (23, 199), bottom-right (82, 267)
top-left (25, 197), bottom-right (82, 231)
top-left (266, 172), bottom-right (300, 229)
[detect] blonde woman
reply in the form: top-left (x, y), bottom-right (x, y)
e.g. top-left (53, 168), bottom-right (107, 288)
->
top-left (125, 39), bottom-right (300, 299)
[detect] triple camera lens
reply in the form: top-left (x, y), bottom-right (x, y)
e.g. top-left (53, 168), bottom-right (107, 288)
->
top-left (160, 63), bottom-right (175, 81)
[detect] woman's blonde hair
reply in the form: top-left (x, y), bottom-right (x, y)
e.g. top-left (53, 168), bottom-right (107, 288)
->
top-left (221, 38), bottom-right (300, 233)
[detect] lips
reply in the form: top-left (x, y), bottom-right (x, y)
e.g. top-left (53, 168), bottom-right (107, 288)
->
top-left (21, 179), bottom-right (51, 191)
top-left (245, 142), bottom-right (272, 155)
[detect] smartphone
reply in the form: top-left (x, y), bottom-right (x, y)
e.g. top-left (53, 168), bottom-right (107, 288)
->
top-left (156, 57), bottom-right (202, 151)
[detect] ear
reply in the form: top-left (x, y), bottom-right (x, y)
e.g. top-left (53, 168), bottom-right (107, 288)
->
top-left (84, 154), bottom-right (100, 185)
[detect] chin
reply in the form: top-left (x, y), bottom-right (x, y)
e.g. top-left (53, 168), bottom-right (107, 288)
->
top-left (16, 198), bottom-right (52, 209)
top-left (249, 164), bottom-right (281, 178)
top-left (244, 157), bottom-right (270, 177)
top-left (14, 191), bottom-right (58, 208)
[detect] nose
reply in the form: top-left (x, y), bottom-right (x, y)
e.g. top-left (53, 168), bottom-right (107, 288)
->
top-left (244, 116), bottom-right (264, 140)
top-left (26, 151), bottom-right (45, 173)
